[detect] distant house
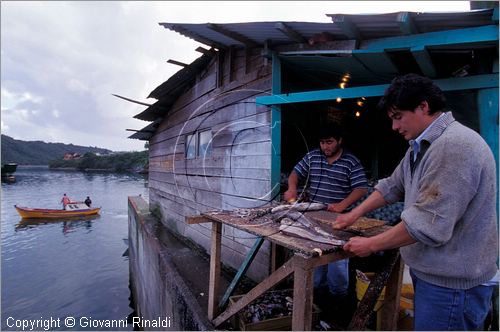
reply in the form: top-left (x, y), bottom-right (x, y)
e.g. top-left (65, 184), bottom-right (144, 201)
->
top-left (63, 152), bottom-right (82, 160)
top-left (128, 8), bottom-right (499, 282)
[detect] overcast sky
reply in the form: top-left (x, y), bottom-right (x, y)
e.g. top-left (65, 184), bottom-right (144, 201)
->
top-left (1, 1), bottom-right (471, 151)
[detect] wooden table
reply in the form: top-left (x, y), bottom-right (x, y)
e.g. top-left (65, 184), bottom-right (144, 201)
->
top-left (189, 207), bottom-right (403, 330)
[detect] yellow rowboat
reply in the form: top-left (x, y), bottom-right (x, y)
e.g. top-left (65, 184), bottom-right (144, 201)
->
top-left (15, 204), bottom-right (100, 219)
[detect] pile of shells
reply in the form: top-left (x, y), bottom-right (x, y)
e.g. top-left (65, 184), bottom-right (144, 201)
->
top-left (241, 290), bottom-right (294, 323)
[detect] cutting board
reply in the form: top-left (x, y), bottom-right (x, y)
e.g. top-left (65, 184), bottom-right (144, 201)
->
top-left (304, 210), bottom-right (386, 231)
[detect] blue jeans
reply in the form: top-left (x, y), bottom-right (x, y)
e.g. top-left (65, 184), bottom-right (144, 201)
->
top-left (313, 259), bottom-right (349, 296)
top-left (411, 269), bottom-right (493, 331)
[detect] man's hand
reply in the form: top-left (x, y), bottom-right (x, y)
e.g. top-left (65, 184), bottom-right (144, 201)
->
top-left (343, 236), bottom-right (374, 257)
top-left (283, 189), bottom-right (297, 203)
top-left (333, 211), bottom-right (358, 229)
top-left (327, 203), bottom-right (345, 213)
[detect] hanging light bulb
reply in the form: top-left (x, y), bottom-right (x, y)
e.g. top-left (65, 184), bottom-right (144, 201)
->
top-left (357, 100), bottom-right (364, 107)
top-left (339, 82), bottom-right (346, 89)
top-left (355, 111), bottom-right (361, 117)
top-left (336, 97), bottom-right (342, 103)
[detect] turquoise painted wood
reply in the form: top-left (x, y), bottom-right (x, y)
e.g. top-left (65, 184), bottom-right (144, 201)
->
top-left (353, 51), bottom-right (399, 75)
top-left (411, 46), bottom-right (437, 78)
top-left (256, 74), bottom-right (498, 106)
top-left (359, 25), bottom-right (498, 52)
top-left (477, 88), bottom-right (499, 218)
top-left (218, 237), bottom-right (265, 312)
top-left (271, 53), bottom-right (282, 200)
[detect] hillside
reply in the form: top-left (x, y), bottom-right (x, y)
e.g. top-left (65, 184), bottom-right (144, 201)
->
top-left (1, 135), bottom-right (112, 165)
top-left (49, 151), bottom-right (148, 173)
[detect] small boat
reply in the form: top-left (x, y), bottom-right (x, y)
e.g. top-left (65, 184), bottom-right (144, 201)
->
top-left (14, 203), bottom-right (100, 219)
top-left (2, 163), bottom-right (17, 175)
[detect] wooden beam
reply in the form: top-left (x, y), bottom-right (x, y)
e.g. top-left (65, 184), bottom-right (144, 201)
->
top-left (228, 46), bottom-right (235, 82)
top-left (125, 128), bottom-right (155, 133)
top-left (348, 250), bottom-right (401, 330)
top-left (167, 59), bottom-right (189, 67)
top-left (207, 23), bottom-right (258, 48)
top-left (275, 40), bottom-right (357, 53)
top-left (379, 255), bottom-right (404, 331)
top-left (185, 215), bottom-right (212, 224)
top-left (208, 222), bottom-right (222, 320)
top-left (218, 237), bottom-right (265, 312)
top-left (270, 52), bottom-right (281, 201)
top-left (292, 256), bottom-right (315, 331)
top-left (411, 46), bottom-right (437, 77)
top-left (361, 24), bottom-right (498, 51)
top-left (478, 88), bottom-right (499, 213)
top-left (255, 74), bottom-right (499, 105)
top-left (275, 22), bottom-right (307, 43)
top-left (262, 39), bottom-right (272, 66)
top-left (212, 255), bottom-right (298, 327)
top-left (216, 51), bottom-right (224, 87)
top-left (353, 51), bottom-right (399, 75)
top-left (244, 47), bottom-right (251, 75)
top-left (111, 94), bottom-right (152, 106)
top-left (330, 14), bottom-right (361, 40)
top-left (492, 7), bottom-right (499, 23)
top-left (195, 46), bottom-right (211, 54)
top-left (397, 12), bottom-right (418, 35)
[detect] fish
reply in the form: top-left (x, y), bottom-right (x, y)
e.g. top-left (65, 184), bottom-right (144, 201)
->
top-left (270, 202), bottom-right (326, 213)
top-left (279, 218), bottom-right (346, 246)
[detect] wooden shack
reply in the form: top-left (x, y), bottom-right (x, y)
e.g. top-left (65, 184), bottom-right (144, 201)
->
top-left (129, 8), bottom-right (499, 283)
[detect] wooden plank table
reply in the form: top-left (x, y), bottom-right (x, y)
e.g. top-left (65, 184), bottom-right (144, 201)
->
top-left (194, 206), bottom-right (403, 330)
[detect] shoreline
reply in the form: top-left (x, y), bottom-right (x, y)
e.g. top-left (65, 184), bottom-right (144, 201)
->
top-left (15, 165), bottom-right (148, 174)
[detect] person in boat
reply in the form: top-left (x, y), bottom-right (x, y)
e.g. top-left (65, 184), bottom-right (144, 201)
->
top-left (283, 121), bottom-right (368, 304)
top-left (61, 193), bottom-right (71, 210)
top-left (335, 74), bottom-right (498, 330)
top-left (84, 196), bottom-right (92, 208)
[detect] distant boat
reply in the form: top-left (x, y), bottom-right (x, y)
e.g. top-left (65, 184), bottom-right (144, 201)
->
top-left (1, 163), bottom-right (17, 175)
top-left (14, 203), bottom-right (100, 219)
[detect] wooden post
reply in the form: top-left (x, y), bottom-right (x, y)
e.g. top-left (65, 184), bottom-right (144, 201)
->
top-left (208, 221), bottom-right (222, 320)
top-left (380, 255), bottom-right (404, 330)
top-left (348, 250), bottom-right (401, 330)
top-left (218, 237), bottom-right (265, 312)
top-left (292, 255), bottom-right (314, 331)
top-left (212, 255), bottom-right (297, 327)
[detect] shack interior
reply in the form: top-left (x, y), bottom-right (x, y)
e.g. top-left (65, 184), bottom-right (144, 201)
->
top-left (278, 44), bottom-right (494, 186)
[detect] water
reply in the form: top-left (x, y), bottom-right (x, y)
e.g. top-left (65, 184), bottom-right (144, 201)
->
top-left (1, 166), bottom-right (148, 330)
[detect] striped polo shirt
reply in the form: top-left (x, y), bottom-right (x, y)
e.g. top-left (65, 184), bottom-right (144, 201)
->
top-left (293, 148), bottom-right (368, 204)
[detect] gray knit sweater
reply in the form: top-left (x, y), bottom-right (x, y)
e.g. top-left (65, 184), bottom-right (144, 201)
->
top-left (376, 112), bottom-right (498, 289)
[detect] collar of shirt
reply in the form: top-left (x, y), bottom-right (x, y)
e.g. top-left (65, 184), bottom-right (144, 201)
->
top-left (409, 112), bottom-right (448, 161)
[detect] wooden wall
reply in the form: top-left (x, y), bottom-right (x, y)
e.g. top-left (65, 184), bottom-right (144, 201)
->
top-left (148, 47), bottom-right (273, 282)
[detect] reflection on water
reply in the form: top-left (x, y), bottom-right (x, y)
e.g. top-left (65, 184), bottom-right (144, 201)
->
top-left (1, 166), bottom-right (148, 330)
top-left (15, 215), bottom-right (100, 235)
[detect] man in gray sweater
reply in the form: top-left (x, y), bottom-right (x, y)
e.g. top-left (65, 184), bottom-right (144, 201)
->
top-left (335, 74), bottom-right (498, 330)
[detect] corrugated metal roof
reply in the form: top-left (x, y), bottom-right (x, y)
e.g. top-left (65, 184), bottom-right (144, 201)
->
top-left (133, 50), bottom-right (216, 122)
top-left (130, 8), bottom-right (497, 140)
top-left (128, 119), bottom-right (161, 140)
top-left (159, 9), bottom-right (496, 48)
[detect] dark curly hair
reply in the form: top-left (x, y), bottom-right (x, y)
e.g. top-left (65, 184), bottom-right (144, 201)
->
top-left (378, 73), bottom-right (446, 114)
top-left (318, 122), bottom-right (343, 141)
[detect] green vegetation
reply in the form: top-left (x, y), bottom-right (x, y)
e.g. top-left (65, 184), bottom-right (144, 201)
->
top-left (1, 134), bottom-right (111, 165)
top-left (49, 151), bottom-right (148, 173)
top-left (2, 134), bottom-right (148, 173)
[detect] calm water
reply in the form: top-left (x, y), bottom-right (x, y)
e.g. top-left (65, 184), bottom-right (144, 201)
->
top-left (1, 166), bottom-right (149, 330)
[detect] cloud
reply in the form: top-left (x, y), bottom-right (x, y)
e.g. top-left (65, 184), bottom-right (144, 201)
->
top-left (0, 1), bottom-right (470, 151)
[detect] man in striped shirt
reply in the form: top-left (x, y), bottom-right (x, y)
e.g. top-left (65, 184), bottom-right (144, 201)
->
top-left (283, 122), bottom-right (368, 299)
